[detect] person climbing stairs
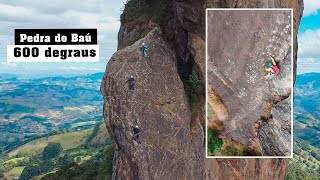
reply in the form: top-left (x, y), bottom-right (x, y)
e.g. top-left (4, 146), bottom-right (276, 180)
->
top-left (128, 76), bottom-right (135, 90)
top-left (141, 42), bottom-right (149, 58)
top-left (132, 125), bottom-right (141, 144)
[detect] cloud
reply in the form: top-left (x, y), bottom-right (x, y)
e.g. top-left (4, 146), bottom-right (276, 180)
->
top-left (1, 0), bottom-right (123, 15)
top-left (63, 10), bottom-right (120, 31)
top-left (304, 0), bottom-right (320, 16)
top-left (0, 0), bottom-right (126, 75)
top-left (61, 66), bottom-right (101, 71)
top-left (0, 4), bottom-right (28, 16)
top-left (298, 29), bottom-right (320, 59)
top-left (0, 1), bottom-right (124, 35)
top-left (297, 58), bottom-right (320, 65)
top-left (0, 62), bottom-right (17, 67)
top-left (297, 28), bottom-right (320, 74)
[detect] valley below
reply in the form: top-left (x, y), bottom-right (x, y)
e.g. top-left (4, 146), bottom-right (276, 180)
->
top-left (0, 73), bottom-right (104, 153)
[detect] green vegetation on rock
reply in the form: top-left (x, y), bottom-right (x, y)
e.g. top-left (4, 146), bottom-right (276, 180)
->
top-left (187, 70), bottom-right (204, 106)
top-left (119, 0), bottom-right (173, 48)
top-left (182, 69), bottom-right (205, 122)
top-left (222, 144), bottom-right (238, 156)
top-left (122, 0), bottom-right (172, 29)
top-left (207, 129), bottom-right (223, 155)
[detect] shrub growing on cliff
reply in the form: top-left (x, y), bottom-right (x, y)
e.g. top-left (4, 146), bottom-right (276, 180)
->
top-left (222, 144), bottom-right (238, 156)
top-left (122, 0), bottom-right (172, 27)
top-left (187, 70), bottom-right (204, 106)
top-left (207, 129), bottom-right (223, 155)
top-left (120, 0), bottom-right (173, 48)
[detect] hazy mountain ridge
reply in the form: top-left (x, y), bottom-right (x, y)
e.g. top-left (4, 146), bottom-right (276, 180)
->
top-left (0, 73), bottom-right (104, 152)
top-left (287, 73), bottom-right (320, 179)
top-left (294, 73), bottom-right (320, 148)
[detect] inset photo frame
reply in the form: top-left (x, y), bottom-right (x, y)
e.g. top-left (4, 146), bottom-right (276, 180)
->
top-left (206, 8), bottom-right (293, 158)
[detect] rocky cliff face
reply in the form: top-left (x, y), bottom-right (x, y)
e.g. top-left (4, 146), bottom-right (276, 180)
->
top-left (101, 28), bottom-right (206, 179)
top-left (174, 0), bottom-right (303, 80)
top-left (101, 0), bottom-right (303, 179)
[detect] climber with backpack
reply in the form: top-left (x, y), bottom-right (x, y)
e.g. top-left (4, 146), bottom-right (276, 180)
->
top-left (264, 56), bottom-right (280, 79)
top-left (141, 42), bottom-right (149, 58)
top-left (132, 125), bottom-right (141, 144)
top-left (128, 75), bottom-right (135, 90)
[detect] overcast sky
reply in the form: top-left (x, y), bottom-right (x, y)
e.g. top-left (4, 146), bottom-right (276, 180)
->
top-left (0, 0), bottom-right (126, 77)
top-left (0, 0), bottom-right (318, 76)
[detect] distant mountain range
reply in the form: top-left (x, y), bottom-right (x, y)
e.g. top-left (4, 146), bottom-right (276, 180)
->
top-left (288, 73), bottom-right (320, 178)
top-left (294, 73), bottom-right (320, 148)
top-left (0, 72), bottom-right (105, 151)
top-left (0, 73), bottom-right (19, 79)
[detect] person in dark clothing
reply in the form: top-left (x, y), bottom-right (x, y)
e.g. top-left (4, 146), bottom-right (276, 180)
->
top-left (132, 125), bottom-right (141, 144)
top-left (141, 42), bottom-right (149, 58)
top-left (129, 76), bottom-right (135, 90)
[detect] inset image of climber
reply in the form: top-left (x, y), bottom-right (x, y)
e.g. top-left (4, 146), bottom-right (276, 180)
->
top-left (206, 9), bottom-right (293, 157)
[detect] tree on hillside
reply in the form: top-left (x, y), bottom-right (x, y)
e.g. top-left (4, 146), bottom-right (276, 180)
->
top-left (76, 157), bottom-right (81, 163)
top-left (58, 153), bottom-right (73, 167)
top-left (19, 164), bottom-right (41, 180)
top-left (98, 145), bottom-right (115, 179)
top-left (42, 142), bottom-right (63, 160)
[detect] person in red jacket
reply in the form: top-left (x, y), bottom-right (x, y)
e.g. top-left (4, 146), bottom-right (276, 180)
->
top-left (264, 56), bottom-right (279, 79)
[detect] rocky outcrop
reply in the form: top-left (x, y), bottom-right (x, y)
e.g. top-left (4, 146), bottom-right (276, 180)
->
top-left (102, 0), bottom-right (303, 179)
top-left (101, 28), bottom-right (206, 179)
